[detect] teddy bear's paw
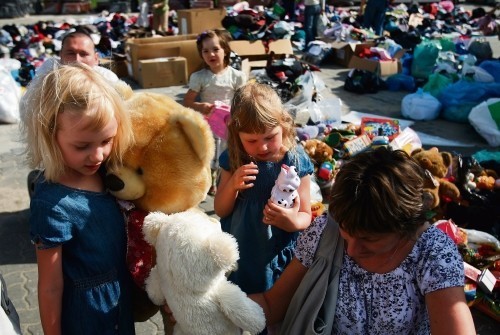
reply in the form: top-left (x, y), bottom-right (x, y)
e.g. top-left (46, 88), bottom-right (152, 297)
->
top-left (218, 283), bottom-right (266, 334)
top-left (143, 211), bottom-right (171, 245)
top-left (236, 303), bottom-right (266, 335)
top-left (144, 267), bottom-right (166, 306)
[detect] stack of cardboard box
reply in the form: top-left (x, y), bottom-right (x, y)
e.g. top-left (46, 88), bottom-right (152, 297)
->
top-left (125, 7), bottom-right (227, 88)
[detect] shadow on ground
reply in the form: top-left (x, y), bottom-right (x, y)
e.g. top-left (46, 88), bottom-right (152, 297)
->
top-left (0, 209), bottom-right (36, 264)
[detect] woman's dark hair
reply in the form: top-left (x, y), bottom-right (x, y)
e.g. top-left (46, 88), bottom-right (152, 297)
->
top-left (329, 147), bottom-right (426, 237)
top-left (196, 29), bottom-right (232, 67)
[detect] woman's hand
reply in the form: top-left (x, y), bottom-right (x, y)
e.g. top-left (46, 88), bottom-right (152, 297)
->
top-left (230, 162), bottom-right (258, 191)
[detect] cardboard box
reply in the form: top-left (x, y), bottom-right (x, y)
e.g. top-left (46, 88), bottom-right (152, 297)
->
top-left (125, 34), bottom-right (203, 80)
top-left (189, 0), bottom-right (214, 8)
top-left (100, 58), bottom-right (128, 78)
top-left (229, 39), bottom-right (294, 76)
top-left (328, 42), bottom-right (373, 67)
top-left (138, 57), bottom-right (188, 89)
top-left (61, 1), bottom-right (91, 14)
top-left (177, 8), bottom-right (226, 35)
top-left (348, 44), bottom-right (406, 77)
top-left (128, 45), bottom-right (181, 80)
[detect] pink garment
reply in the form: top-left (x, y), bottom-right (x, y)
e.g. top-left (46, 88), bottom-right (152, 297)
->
top-left (369, 47), bottom-right (392, 61)
top-left (206, 101), bottom-right (231, 139)
top-left (439, 1), bottom-right (454, 13)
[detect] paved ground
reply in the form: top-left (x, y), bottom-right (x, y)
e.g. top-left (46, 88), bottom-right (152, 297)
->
top-left (1, 5), bottom-right (499, 334)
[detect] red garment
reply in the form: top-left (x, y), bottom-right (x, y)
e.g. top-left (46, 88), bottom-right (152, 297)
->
top-left (126, 208), bottom-right (155, 288)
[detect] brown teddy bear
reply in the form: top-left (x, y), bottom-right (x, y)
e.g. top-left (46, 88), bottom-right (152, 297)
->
top-left (411, 147), bottom-right (461, 210)
top-left (105, 83), bottom-right (215, 329)
top-left (300, 138), bottom-right (334, 165)
top-left (106, 85), bottom-right (265, 334)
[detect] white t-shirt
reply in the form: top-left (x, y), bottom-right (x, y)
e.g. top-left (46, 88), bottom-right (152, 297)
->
top-left (188, 66), bottom-right (247, 105)
top-left (20, 57), bottom-right (120, 116)
top-left (33, 57), bottom-right (119, 84)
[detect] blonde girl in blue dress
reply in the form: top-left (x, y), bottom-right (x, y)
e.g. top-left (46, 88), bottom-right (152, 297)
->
top-left (20, 63), bottom-right (135, 335)
top-left (214, 83), bottom-right (314, 296)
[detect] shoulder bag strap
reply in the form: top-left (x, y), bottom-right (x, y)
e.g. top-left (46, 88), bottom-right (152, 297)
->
top-left (280, 216), bottom-right (344, 335)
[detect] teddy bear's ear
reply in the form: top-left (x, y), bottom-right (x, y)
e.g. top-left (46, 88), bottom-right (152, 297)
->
top-left (112, 80), bottom-right (134, 100)
top-left (411, 148), bottom-right (423, 156)
top-left (142, 211), bottom-right (170, 245)
top-left (440, 152), bottom-right (453, 168)
top-left (174, 112), bottom-right (215, 166)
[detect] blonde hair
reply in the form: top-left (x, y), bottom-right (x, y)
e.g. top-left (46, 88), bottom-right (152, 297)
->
top-left (20, 63), bottom-right (133, 182)
top-left (226, 82), bottom-right (296, 173)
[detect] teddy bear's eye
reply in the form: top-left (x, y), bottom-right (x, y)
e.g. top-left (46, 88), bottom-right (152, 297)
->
top-left (137, 168), bottom-right (143, 175)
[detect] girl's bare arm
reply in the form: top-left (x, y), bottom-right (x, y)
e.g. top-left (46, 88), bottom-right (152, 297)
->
top-left (36, 246), bottom-right (64, 335)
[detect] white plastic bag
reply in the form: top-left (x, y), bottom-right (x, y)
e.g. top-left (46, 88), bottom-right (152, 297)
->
top-left (284, 71), bottom-right (326, 124)
top-left (401, 88), bottom-right (441, 121)
top-left (309, 97), bottom-right (342, 126)
top-left (310, 175), bottom-right (323, 204)
top-left (0, 64), bottom-right (21, 124)
top-left (317, 12), bottom-right (330, 38)
top-left (462, 64), bottom-right (495, 83)
top-left (1, 274), bottom-right (21, 335)
top-left (463, 228), bottom-right (500, 251)
top-left (468, 98), bottom-right (500, 147)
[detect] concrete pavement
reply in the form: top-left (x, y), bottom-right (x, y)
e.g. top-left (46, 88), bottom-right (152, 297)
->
top-left (1, 7), bottom-right (499, 334)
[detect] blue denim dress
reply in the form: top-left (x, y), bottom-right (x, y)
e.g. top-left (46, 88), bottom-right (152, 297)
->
top-left (30, 179), bottom-right (135, 335)
top-left (219, 147), bottom-right (314, 294)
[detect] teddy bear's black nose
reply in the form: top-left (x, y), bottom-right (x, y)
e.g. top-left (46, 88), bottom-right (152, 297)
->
top-left (105, 174), bottom-right (125, 192)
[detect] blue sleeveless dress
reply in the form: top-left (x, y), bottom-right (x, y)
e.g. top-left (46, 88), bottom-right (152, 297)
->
top-left (219, 147), bottom-right (313, 294)
top-left (29, 179), bottom-right (135, 335)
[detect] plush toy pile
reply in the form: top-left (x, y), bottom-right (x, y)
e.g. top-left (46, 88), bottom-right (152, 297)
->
top-left (296, 119), bottom-right (500, 322)
top-left (411, 147), bottom-right (461, 210)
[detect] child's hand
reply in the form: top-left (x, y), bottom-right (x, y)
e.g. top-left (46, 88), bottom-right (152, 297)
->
top-left (201, 103), bottom-right (214, 116)
top-left (231, 162), bottom-right (258, 191)
top-left (163, 303), bottom-right (176, 325)
top-left (263, 195), bottom-right (300, 232)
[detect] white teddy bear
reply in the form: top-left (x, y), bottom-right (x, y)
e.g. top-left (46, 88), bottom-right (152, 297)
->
top-left (270, 164), bottom-right (301, 208)
top-left (142, 209), bottom-right (266, 335)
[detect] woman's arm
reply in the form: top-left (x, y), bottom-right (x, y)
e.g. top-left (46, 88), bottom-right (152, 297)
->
top-left (250, 258), bottom-right (307, 325)
top-left (214, 163), bottom-right (258, 218)
top-left (36, 246), bottom-right (64, 335)
top-left (426, 286), bottom-right (476, 335)
top-left (183, 89), bottom-right (213, 115)
top-left (264, 174), bottom-right (312, 232)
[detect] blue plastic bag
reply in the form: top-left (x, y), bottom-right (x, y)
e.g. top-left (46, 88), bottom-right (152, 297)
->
top-left (479, 60), bottom-right (500, 83)
top-left (386, 74), bottom-right (415, 92)
top-left (438, 80), bottom-right (500, 123)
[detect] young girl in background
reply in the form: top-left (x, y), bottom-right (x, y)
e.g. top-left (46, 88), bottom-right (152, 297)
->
top-left (20, 63), bottom-right (135, 335)
top-left (214, 83), bottom-right (313, 297)
top-left (184, 29), bottom-right (247, 195)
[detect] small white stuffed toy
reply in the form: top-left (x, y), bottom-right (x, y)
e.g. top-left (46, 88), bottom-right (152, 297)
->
top-left (142, 209), bottom-right (266, 335)
top-left (270, 164), bottom-right (300, 208)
